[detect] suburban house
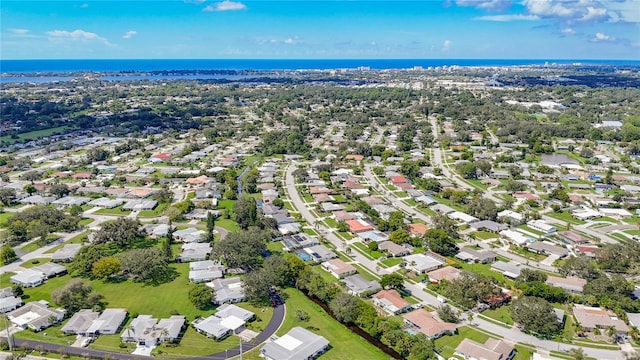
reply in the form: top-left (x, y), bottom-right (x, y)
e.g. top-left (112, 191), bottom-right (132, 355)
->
top-left (572, 305), bottom-right (629, 335)
top-left (546, 276), bottom-right (586, 294)
top-left (210, 277), bottom-right (245, 305)
top-left (321, 259), bottom-right (357, 279)
top-left (177, 242), bottom-right (211, 262)
top-left (51, 243), bottom-right (83, 262)
top-left (341, 274), bottom-right (381, 297)
top-left (10, 269), bottom-right (47, 287)
top-left (7, 301), bottom-right (65, 331)
top-left (408, 223), bottom-right (428, 237)
top-left (403, 253), bottom-right (446, 274)
top-left (174, 228), bottom-right (207, 243)
top-left (373, 289), bottom-right (412, 315)
top-left (345, 219), bottom-right (375, 233)
top-left (192, 304), bottom-right (255, 340)
top-left (402, 309), bottom-right (457, 339)
top-left (189, 260), bottom-right (225, 283)
top-left (527, 220), bottom-right (557, 234)
top-left (121, 315), bottom-right (186, 345)
top-left (455, 338), bottom-right (516, 360)
top-left (456, 248), bottom-right (496, 264)
top-left (260, 326), bottom-right (330, 360)
top-left (0, 287), bottom-right (22, 313)
top-left (427, 266), bottom-right (462, 284)
top-left (87, 308), bottom-right (128, 336)
top-left (62, 309), bottom-right (100, 335)
top-left (526, 241), bottom-right (568, 257)
top-left (378, 241), bottom-right (410, 257)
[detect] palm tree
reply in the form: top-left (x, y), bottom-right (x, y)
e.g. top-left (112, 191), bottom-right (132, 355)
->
top-left (606, 326), bottom-right (618, 342)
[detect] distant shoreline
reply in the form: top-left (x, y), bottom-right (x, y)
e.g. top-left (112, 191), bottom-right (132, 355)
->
top-left (2, 58), bottom-right (639, 74)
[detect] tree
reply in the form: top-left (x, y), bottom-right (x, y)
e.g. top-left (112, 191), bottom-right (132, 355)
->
top-left (69, 244), bottom-right (110, 277)
top-left (388, 211), bottom-right (405, 231)
top-left (389, 229), bottom-right (411, 245)
top-left (49, 182), bottom-right (70, 199)
top-left (550, 188), bottom-right (569, 202)
top-left (213, 228), bottom-right (268, 270)
top-left (329, 292), bottom-right (360, 323)
top-left (86, 147), bottom-right (110, 162)
top-left (516, 268), bottom-right (547, 283)
top-left (569, 348), bottom-right (585, 360)
top-left (424, 229), bottom-right (458, 256)
top-left (467, 196), bottom-right (498, 221)
top-left (0, 188), bottom-right (16, 206)
top-left (234, 197), bottom-right (257, 230)
top-left (442, 272), bottom-right (500, 309)
top-left (91, 257), bottom-right (121, 279)
top-left (510, 296), bottom-right (561, 337)
top-left (188, 284), bottom-right (212, 310)
top-left (92, 218), bottom-right (144, 247)
top-left (436, 304), bottom-right (459, 323)
top-left (380, 273), bottom-right (404, 290)
top-left (7, 219), bottom-right (28, 242)
top-left (52, 279), bottom-right (103, 312)
top-left (295, 310), bottom-right (309, 322)
top-left (206, 212), bottom-right (216, 234)
top-left (431, 213), bottom-right (457, 235)
top-left (457, 162), bottom-right (478, 179)
top-left (161, 237), bottom-right (173, 260)
top-left (0, 245), bottom-right (17, 265)
top-left (68, 205), bottom-right (84, 217)
top-left (118, 247), bottom-right (171, 284)
top-left (476, 160), bottom-right (492, 176)
top-left (152, 188), bottom-right (173, 203)
top-left (559, 255), bottom-right (600, 280)
top-left (292, 168), bottom-right (308, 182)
top-left (23, 183), bottom-right (36, 195)
top-left (408, 334), bottom-right (436, 360)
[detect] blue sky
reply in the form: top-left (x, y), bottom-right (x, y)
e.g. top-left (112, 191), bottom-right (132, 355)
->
top-left (1, 0), bottom-right (638, 59)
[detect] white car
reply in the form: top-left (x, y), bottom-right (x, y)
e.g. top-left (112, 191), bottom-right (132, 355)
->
top-left (81, 338), bottom-right (92, 347)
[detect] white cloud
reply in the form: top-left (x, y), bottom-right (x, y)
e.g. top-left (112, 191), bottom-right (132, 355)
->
top-left (10, 28), bottom-right (29, 35)
top-left (475, 14), bottom-right (540, 21)
top-left (203, 1), bottom-right (246, 12)
top-left (523, 0), bottom-right (610, 22)
top-left (606, 0), bottom-right (640, 23)
top-left (284, 38), bottom-right (295, 44)
top-left (592, 32), bottom-right (614, 42)
top-left (456, 0), bottom-right (511, 11)
top-left (561, 27), bottom-right (576, 34)
top-left (122, 30), bottom-right (137, 39)
top-left (256, 36), bottom-right (300, 45)
top-left (46, 29), bottom-right (114, 46)
top-left (442, 40), bottom-right (452, 51)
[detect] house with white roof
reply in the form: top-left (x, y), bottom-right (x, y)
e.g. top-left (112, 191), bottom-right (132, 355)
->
top-left (10, 269), bottom-right (47, 287)
top-left (403, 253), bottom-right (445, 274)
top-left (260, 327), bottom-right (330, 360)
top-left (192, 304), bottom-right (255, 340)
top-left (7, 301), bottom-right (65, 331)
top-left (210, 277), bottom-right (245, 305)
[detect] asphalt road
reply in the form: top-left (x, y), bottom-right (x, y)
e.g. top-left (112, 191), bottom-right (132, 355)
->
top-left (3, 303), bottom-right (285, 360)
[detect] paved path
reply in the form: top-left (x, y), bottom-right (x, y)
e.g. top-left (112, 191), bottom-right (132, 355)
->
top-left (2, 303), bottom-right (285, 360)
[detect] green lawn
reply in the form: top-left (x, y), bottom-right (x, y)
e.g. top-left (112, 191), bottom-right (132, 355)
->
top-left (273, 288), bottom-right (388, 360)
top-left (303, 228), bottom-right (319, 236)
top-left (379, 257), bottom-right (403, 267)
top-left (545, 212), bottom-right (586, 225)
top-left (473, 231), bottom-right (498, 240)
top-left (434, 326), bottom-right (499, 358)
top-left (23, 263), bottom-right (211, 320)
top-left (516, 225), bottom-right (545, 236)
top-left (509, 245), bottom-right (547, 261)
top-left (95, 205), bottom-right (131, 216)
top-left (138, 201), bottom-right (170, 218)
top-left (482, 305), bottom-right (514, 325)
top-left (352, 242), bottom-right (385, 259)
top-left (77, 218), bottom-right (94, 227)
top-left (0, 125), bottom-right (76, 145)
top-left (333, 195), bottom-right (347, 203)
top-left (216, 218), bottom-right (241, 232)
top-left (20, 258), bottom-right (51, 268)
top-left (451, 260), bottom-right (514, 287)
top-left (0, 211), bottom-right (14, 227)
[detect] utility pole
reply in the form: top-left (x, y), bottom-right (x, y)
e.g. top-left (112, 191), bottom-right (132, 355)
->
top-left (239, 336), bottom-right (243, 360)
top-left (4, 315), bottom-right (13, 351)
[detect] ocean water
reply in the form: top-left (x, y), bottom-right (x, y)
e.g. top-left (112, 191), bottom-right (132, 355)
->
top-left (2, 58), bottom-right (639, 73)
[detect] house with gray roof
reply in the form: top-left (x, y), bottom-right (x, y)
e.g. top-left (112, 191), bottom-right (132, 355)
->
top-left (62, 309), bottom-right (100, 335)
top-left (51, 244), bottom-right (83, 262)
top-left (88, 197), bottom-right (124, 209)
top-left (7, 301), bottom-right (65, 331)
top-left (121, 315), bottom-right (185, 345)
top-left (174, 228), bottom-right (207, 243)
top-left (0, 288), bottom-right (22, 313)
top-left (87, 308), bottom-right (128, 336)
top-left (11, 269), bottom-right (47, 287)
top-left (189, 260), bottom-right (224, 283)
top-left (470, 220), bottom-right (508, 233)
top-left (32, 262), bottom-right (67, 278)
top-left (177, 242), bottom-right (211, 262)
top-left (122, 199), bottom-right (157, 211)
top-left (211, 277), bottom-right (245, 305)
top-left (342, 274), bottom-right (381, 297)
top-left (456, 248), bottom-right (496, 264)
top-left (52, 196), bottom-right (90, 207)
top-left (260, 327), bottom-right (330, 360)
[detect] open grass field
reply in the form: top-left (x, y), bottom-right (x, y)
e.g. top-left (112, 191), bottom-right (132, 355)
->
top-left (216, 218), bottom-right (241, 232)
top-left (0, 126), bottom-right (76, 145)
top-left (0, 211), bottom-right (15, 228)
top-left (482, 305), bottom-right (514, 325)
top-left (274, 288), bottom-right (388, 360)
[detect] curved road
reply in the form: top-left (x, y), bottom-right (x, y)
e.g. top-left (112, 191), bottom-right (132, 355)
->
top-left (3, 303), bottom-right (285, 360)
